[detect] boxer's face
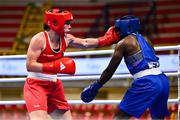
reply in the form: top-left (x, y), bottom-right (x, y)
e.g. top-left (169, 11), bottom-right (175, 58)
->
top-left (64, 21), bottom-right (71, 33)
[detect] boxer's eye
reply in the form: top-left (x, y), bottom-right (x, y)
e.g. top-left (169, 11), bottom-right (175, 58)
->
top-left (65, 21), bottom-right (71, 25)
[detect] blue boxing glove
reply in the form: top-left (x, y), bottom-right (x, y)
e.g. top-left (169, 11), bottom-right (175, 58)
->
top-left (81, 81), bottom-right (102, 103)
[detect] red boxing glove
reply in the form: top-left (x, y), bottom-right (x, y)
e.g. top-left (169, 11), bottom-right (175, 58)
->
top-left (98, 26), bottom-right (120, 47)
top-left (42, 57), bottom-right (76, 74)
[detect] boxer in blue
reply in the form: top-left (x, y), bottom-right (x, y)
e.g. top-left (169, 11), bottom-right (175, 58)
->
top-left (81, 15), bottom-right (170, 119)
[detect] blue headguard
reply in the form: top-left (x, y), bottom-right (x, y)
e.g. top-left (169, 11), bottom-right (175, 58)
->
top-left (114, 15), bottom-right (140, 38)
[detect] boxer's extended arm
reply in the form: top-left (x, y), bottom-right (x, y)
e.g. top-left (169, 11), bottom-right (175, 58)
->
top-left (98, 42), bottom-right (124, 85)
top-left (67, 34), bottom-right (99, 48)
top-left (67, 26), bottom-right (120, 48)
top-left (81, 41), bottom-right (124, 103)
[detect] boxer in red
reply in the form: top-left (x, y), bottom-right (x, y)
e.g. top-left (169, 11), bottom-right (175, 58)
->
top-left (24, 9), bottom-right (120, 120)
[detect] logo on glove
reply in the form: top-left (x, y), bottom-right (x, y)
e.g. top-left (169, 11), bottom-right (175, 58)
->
top-left (60, 62), bottom-right (66, 70)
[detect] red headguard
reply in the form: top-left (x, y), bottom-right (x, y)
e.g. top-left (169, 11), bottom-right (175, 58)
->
top-left (44, 9), bottom-right (73, 34)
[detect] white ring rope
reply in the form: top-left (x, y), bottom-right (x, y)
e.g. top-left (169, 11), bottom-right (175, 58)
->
top-left (0, 45), bottom-right (179, 59)
top-left (0, 72), bottom-right (178, 83)
top-left (0, 99), bottom-right (179, 105)
top-left (0, 45), bottom-right (179, 105)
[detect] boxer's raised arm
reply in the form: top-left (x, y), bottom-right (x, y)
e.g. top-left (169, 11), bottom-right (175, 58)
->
top-left (66, 26), bottom-right (120, 48)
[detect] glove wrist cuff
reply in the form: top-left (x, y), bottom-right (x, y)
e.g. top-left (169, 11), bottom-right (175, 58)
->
top-left (94, 81), bottom-right (103, 89)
